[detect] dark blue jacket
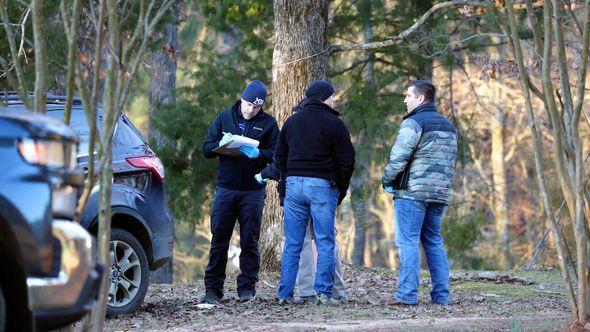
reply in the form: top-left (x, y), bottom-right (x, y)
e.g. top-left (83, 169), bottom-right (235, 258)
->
top-left (203, 100), bottom-right (279, 191)
top-left (382, 103), bottom-right (457, 204)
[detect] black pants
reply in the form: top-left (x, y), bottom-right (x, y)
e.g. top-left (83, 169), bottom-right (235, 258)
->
top-left (204, 186), bottom-right (265, 297)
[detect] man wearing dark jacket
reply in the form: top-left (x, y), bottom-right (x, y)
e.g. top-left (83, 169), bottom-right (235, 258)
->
top-left (275, 80), bottom-right (355, 305)
top-left (201, 80), bottom-right (279, 304)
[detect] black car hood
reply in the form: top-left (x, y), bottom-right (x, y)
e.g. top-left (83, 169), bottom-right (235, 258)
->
top-left (0, 109), bottom-right (78, 142)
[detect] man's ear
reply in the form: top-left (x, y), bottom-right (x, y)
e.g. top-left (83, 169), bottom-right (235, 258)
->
top-left (418, 94), bottom-right (425, 104)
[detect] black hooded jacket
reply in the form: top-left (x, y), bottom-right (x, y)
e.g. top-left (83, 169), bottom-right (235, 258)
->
top-left (203, 100), bottom-right (279, 191)
top-left (275, 98), bottom-right (355, 200)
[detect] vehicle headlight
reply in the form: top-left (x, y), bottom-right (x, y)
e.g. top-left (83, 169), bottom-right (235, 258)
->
top-left (18, 138), bottom-right (77, 170)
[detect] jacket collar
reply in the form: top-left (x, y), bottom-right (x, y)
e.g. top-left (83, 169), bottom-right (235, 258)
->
top-left (403, 102), bottom-right (436, 119)
top-left (301, 98), bottom-right (340, 116)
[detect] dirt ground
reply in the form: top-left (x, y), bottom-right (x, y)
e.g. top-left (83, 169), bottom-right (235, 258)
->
top-left (106, 265), bottom-right (573, 331)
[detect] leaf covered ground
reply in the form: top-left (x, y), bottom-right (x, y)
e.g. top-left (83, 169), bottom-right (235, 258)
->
top-left (107, 265), bottom-right (572, 331)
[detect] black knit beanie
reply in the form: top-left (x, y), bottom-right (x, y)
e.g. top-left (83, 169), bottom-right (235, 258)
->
top-left (305, 80), bottom-right (334, 101)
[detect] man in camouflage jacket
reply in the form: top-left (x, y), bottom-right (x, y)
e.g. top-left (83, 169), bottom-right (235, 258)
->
top-left (382, 80), bottom-right (457, 305)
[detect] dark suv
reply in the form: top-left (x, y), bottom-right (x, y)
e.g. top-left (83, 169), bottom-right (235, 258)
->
top-left (5, 95), bottom-right (174, 316)
top-left (0, 107), bottom-right (101, 331)
top-left (46, 98), bottom-right (174, 315)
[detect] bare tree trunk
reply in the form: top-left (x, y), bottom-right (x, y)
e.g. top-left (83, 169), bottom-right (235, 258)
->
top-left (261, 0), bottom-right (329, 270)
top-left (149, 5), bottom-right (178, 284)
top-left (548, 0), bottom-right (589, 322)
top-left (350, 1), bottom-right (374, 267)
top-left (505, 0), bottom-right (581, 321)
top-left (351, 184), bottom-right (368, 266)
top-left (88, 0), bottom-right (119, 329)
top-left (490, 102), bottom-right (511, 268)
top-left (372, 214), bottom-right (390, 267)
top-left (31, 0), bottom-right (47, 113)
top-left (148, 9), bottom-right (177, 149)
top-left (74, 0), bottom-right (106, 222)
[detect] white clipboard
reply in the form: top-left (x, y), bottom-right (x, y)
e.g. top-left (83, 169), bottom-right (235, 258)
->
top-left (213, 135), bottom-right (259, 156)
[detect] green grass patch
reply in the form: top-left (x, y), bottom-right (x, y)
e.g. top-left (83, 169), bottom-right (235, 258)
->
top-left (452, 281), bottom-right (565, 300)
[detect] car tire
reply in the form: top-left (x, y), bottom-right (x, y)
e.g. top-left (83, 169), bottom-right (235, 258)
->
top-left (106, 228), bottom-right (149, 316)
top-left (0, 281), bottom-right (5, 332)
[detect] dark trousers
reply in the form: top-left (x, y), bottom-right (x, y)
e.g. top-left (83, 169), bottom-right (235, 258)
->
top-left (204, 186), bottom-right (265, 297)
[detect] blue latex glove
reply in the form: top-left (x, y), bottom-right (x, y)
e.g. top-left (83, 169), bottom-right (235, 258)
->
top-left (254, 173), bottom-right (267, 185)
top-left (384, 185), bottom-right (395, 194)
top-left (240, 146), bottom-right (260, 158)
top-left (219, 132), bottom-right (234, 147)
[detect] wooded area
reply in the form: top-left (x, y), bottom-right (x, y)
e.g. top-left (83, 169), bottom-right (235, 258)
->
top-left (1, 0), bottom-right (589, 328)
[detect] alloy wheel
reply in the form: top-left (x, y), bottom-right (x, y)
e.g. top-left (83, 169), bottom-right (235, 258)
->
top-left (108, 240), bottom-right (142, 307)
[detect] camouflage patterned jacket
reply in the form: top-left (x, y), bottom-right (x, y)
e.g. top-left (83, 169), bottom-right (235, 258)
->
top-left (382, 103), bottom-right (457, 204)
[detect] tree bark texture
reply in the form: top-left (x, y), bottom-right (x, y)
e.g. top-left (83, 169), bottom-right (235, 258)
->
top-left (350, 184), bottom-right (368, 266)
top-left (490, 96), bottom-right (511, 268)
top-left (31, 0), bottom-right (47, 113)
top-left (89, 0), bottom-right (119, 330)
top-left (149, 6), bottom-right (178, 284)
top-left (60, 0), bottom-right (82, 125)
top-left (260, 0), bottom-right (329, 271)
top-left (148, 12), bottom-right (177, 149)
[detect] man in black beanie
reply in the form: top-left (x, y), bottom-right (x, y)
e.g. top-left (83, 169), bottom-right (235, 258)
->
top-left (275, 79), bottom-right (355, 305)
top-left (201, 80), bottom-right (279, 304)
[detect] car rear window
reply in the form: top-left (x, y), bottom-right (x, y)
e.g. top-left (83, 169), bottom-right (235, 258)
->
top-left (113, 117), bottom-right (145, 148)
top-left (47, 108), bottom-right (94, 155)
top-left (47, 108), bottom-right (145, 152)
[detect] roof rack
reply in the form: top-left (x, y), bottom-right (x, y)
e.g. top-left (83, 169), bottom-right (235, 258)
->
top-left (0, 92), bottom-right (83, 105)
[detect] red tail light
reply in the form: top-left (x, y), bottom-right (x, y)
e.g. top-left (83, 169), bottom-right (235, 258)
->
top-left (126, 156), bottom-right (165, 181)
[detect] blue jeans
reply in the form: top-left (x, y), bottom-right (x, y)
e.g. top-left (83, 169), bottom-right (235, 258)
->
top-left (278, 176), bottom-right (339, 299)
top-left (394, 198), bottom-right (449, 304)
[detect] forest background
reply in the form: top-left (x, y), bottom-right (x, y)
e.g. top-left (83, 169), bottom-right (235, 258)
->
top-left (1, 0), bottom-right (589, 298)
top-left (149, 0), bottom-right (590, 281)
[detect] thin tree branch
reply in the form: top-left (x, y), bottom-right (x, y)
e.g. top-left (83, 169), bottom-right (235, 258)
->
top-left (278, 0), bottom-right (543, 68)
top-left (330, 0), bottom-right (494, 54)
top-left (425, 32), bottom-right (507, 58)
top-left (330, 58), bottom-right (371, 76)
top-left (61, 0), bottom-right (82, 124)
top-left (527, 76), bottom-right (545, 100)
top-left (18, 7), bottom-right (30, 61)
top-left (0, 0), bottom-right (32, 109)
top-left (122, 0), bottom-right (147, 66)
top-left (563, 0), bottom-right (583, 35)
top-left (525, 0), bottom-right (544, 58)
top-left (274, 0), bottom-right (495, 68)
top-left (117, 0), bottom-right (175, 114)
top-left (91, 0), bottom-right (107, 109)
top-left (551, 0), bottom-right (575, 142)
top-left (75, 61), bottom-right (102, 153)
top-left (0, 57), bottom-right (19, 94)
top-left (573, 0), bottom-right (590, 122)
